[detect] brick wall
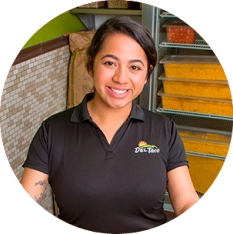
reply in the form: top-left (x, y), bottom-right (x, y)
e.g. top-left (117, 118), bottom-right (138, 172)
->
top-left (0, 45), bottom-right (70, 214)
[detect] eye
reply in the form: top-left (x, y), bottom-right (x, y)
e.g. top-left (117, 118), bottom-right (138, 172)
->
top-left (131, 65), bottom-right (141, 71)
top-left (104, 61), bottom-right (115, 67)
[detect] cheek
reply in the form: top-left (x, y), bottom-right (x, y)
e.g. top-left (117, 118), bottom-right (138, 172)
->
top-left (132, 77), bottom-right (147, 91)
top-left (135, 72), bottom-right (148, 85)
top-left (144, 77), bottom-right (148, 84)
top-left (94, 65), bottom-right (114, 80)
top-left (92, 67), bottom-right (110, 87)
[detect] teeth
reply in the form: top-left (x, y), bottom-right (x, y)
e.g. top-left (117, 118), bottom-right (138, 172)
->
top-left (111, 88), bottom-right (127, 94)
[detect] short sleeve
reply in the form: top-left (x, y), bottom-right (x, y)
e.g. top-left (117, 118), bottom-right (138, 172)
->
top-left (22, 121), bottom-right (49, 174)
top-left (167, 121), bottom-right (188, 171)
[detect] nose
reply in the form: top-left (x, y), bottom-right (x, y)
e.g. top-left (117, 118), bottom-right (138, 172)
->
top-left (112, 66), bottom-right (129, 84)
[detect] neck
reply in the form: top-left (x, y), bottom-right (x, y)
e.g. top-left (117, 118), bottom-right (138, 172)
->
top-left (87, 96), bottom-right (133, 144)
top-left (87, 97), bottom-right (132, 124)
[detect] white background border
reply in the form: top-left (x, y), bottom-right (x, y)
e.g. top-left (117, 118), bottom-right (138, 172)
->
top-left (0, 0), bottom-right (232, 233)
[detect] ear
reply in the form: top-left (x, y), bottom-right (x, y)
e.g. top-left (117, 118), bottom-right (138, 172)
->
top-left (88, 70), bottom-right (93, 78)
top-left (144, 64), bottom-right (154, 83)
top-left (86, 55), bottom-right (93, 77)
top-left (149, 64), bottom-right (154, 72)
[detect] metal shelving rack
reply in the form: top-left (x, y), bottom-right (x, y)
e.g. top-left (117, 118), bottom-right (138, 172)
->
top-left (141, 6), bottom-right (232, 143)
top-left (158, 11), bottom-right (212, 50)
top-left (159, 35), bottom-right (211, 50)
top-left (156, 107), bottom-right (233, 121)
top-left (141, 5), bottom-right (233, 210)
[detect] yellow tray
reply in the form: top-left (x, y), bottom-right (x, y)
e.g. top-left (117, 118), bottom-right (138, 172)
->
top-left (159, 74), bottom-right (231, 100)
top-left (187, 155), bottom-right (224, 194)
top-left (179, 127), bottom-right (231, 156)
top-left (158, 89), bottom-right (233, 117)
top-left (160, 55), bottom-right (227, 81)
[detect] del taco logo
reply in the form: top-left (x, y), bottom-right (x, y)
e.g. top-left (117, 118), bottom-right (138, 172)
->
top-left (135, 141), bottom-right (160, 154)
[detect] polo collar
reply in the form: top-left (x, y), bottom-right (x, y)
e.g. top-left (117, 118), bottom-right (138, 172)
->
top-left (71, 93), bottom-right (145, 123)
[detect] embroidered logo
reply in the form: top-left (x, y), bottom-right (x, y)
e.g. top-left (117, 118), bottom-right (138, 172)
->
top-left (135, 141), bottom-right (160, 154)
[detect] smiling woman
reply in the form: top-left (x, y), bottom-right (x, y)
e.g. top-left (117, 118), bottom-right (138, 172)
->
top-left (20, 16), bottom-right (199, 233)
top-left (88, 33), bottom-right (148, 111)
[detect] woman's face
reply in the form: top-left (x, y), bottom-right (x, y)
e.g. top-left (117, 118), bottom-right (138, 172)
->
top-left (90, 33), bottom-right (149, 110)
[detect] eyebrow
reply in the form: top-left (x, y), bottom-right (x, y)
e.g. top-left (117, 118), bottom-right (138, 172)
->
top-left (101, 54), bottom-right (145, 67)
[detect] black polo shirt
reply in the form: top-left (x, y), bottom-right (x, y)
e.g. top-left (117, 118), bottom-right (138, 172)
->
top-left (23, 93), bottom-right (188, 233)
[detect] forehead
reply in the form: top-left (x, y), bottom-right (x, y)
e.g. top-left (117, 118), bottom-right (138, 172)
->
top-left (98, 33), bottom-right (146, 58)
top-left (101, 32), bottom-right (137, 46)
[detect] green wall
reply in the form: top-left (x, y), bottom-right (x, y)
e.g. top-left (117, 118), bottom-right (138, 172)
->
top-left (23, 11), bottom-right (86, 48)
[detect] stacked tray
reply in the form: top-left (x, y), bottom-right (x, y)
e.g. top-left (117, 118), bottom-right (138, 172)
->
top-left (158, 55), bottom-right (232, 193)
top-left (158, 55), bottom-right (233, 117)
top-left (177, 125), bottom-right (231, 194)
top-left (177, 125), bottom-right (231, 157)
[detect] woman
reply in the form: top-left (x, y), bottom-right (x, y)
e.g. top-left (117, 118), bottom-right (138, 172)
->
top-left (21, 16), bottom-right (199, 233)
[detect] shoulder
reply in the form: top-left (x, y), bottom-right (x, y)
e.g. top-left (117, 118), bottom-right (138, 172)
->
top-left (42, 107), bottom-right (77, 132)
top-left (44, 95), bottom-right (90, 126)
top-left (140, 107), bottom-right (178, 137)
top-left (46, 107), bottom-right (75, 123)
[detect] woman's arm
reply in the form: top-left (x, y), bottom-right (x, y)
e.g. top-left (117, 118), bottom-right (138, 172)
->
top-left (20, 167), bottom-right (49, 203)
top-left (167, 165), bottom-right (200, 216)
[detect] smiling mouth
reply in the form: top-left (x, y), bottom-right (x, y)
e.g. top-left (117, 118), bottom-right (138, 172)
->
top-left (110, 87), bottom-right (128, 94)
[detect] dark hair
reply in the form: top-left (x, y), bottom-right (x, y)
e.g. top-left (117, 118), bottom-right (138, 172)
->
top-left (86, 16), bottom-right (157, 80)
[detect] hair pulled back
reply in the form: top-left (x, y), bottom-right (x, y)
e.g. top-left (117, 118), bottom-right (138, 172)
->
top-left (86, 16), bottom-right (157, 80)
